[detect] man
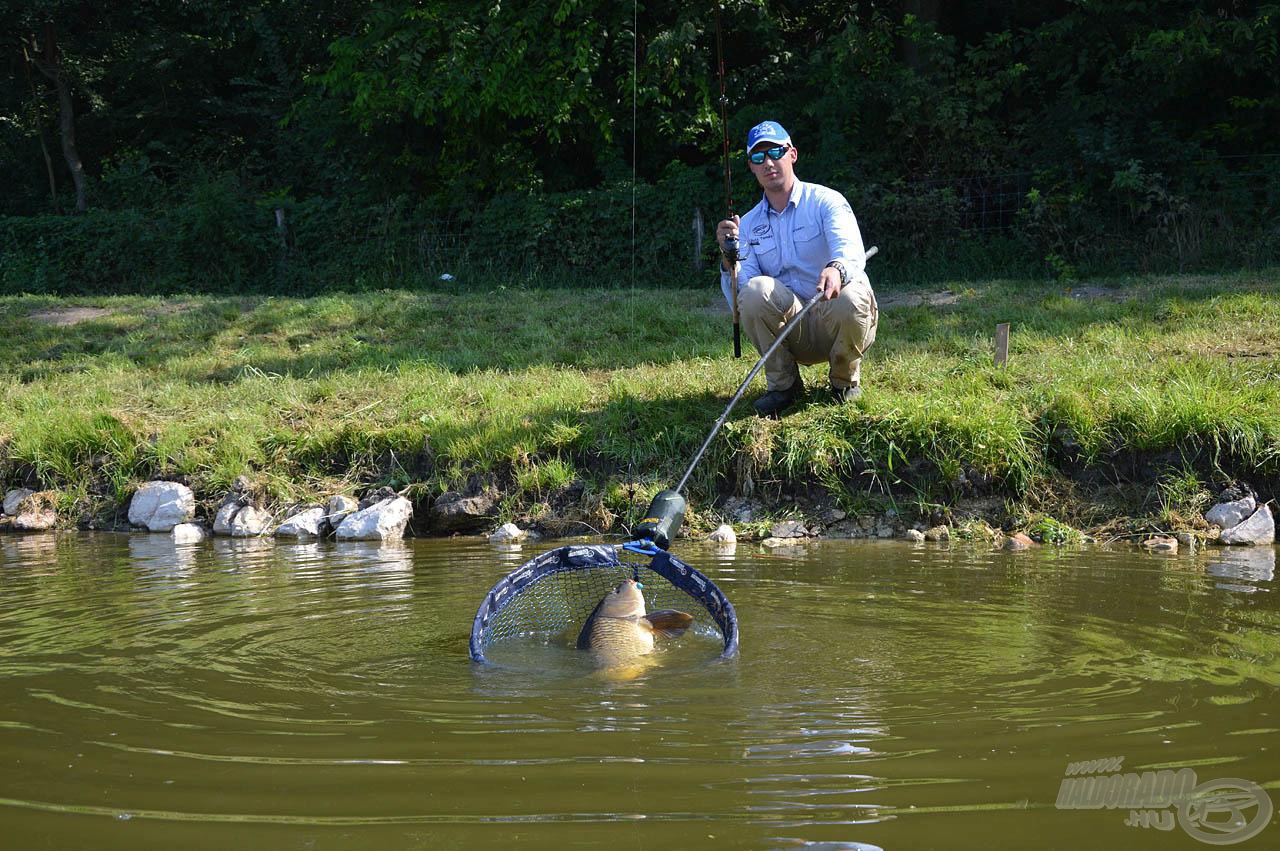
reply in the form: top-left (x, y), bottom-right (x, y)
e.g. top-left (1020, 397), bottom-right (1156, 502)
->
top-left (717, 120), bottom-right (878, 417)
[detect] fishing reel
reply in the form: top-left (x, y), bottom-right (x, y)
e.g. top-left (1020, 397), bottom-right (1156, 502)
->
top-left (721, 234), bottom-right (743, 264)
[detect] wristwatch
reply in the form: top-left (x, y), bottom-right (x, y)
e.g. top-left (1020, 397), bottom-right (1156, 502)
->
top-left (824, 260), bottom-right (849, 286)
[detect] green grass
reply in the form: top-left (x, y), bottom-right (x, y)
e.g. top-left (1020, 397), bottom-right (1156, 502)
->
top-left (3, 269), bottom-right (1280, 532)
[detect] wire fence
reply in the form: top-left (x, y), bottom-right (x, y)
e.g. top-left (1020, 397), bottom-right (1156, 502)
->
top-left (913, 171), bottom-right (1032, 232)
top-left (296, 152), bottom-right (1280, 285)
top-left (13, 153), bottom-right (1272, 296)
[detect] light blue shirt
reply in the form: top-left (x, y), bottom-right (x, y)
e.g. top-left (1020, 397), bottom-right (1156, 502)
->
top-left (720, 180), bottom-right (869, 308)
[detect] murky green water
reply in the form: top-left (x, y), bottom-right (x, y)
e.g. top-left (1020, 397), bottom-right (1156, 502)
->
top-left (1, 533), bottom-right (1276, 849)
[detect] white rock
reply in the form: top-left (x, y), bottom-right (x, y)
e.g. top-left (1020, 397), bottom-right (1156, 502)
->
top-left (905, 529), bottom-right (926, 543)
top-left (230, 505), bottom-right (271, 537)
top-left (761, 537), bottom-right (790, 548)
top-left (4, 488), bottom-right (34, 516)
top-left (212, 499), bottom-right (270, 537)
top-left (709, 524), bottom-right (737, 544)
top-left (12, 494), bottom-right (56, 531)
top-left (212, 500), bottom-right (243, 536)
top-left (277, 507), bottom-right (327, 538)
top-left (1205, 496), bottom-right (1256, 530)
top-left (128, 481), bottom-right (196, 532)
top-left (335, 496), bottom-right (413, 542)
top-left (488, 522), bottom-right (527, 543)
top-left (326, 495), bottom-right (358, 529)
top-left (1220, 504), bottom-right (1275, 546)
top-left (172, 523), bottom-right (208, 543)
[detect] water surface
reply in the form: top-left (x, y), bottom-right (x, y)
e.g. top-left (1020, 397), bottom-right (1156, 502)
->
top-left (1, 533), bottom-right (1276, 848)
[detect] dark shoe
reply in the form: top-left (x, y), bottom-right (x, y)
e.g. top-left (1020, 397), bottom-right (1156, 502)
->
top-left (831, 382), bottom-right (862, 404)
top-left (753, 384), bottom-right (800, 418)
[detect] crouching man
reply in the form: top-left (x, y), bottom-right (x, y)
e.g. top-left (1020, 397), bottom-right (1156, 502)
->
top-left (717, 120), bottom-right (878, 417)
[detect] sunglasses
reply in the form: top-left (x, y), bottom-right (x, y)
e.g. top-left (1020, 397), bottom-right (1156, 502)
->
top-left (748, 145), bottom-right (791, 165)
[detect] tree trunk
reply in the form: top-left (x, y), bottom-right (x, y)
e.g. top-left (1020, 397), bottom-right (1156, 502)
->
top-left (38, 130), bottom-right (59, 211)
top-left (34, 23), bottom-right (87, 212)
top-left (21, 44), bottom-right (60, 211)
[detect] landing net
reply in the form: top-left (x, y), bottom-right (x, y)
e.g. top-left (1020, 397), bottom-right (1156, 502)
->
top-left (470, 544), bottom-right (739, 664)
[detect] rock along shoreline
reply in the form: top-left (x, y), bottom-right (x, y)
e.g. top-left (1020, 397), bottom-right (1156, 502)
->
top-left (1, 478), bottom-right (1274, 554)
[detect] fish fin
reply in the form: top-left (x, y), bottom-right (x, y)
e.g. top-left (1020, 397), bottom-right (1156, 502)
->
top-left (644, 609), bottom-right (695, 638)
top-left (575, 598), bottom-right (608, 650)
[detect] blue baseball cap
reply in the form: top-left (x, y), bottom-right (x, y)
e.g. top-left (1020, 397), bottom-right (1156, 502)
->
top-left (746, 120), bottom-right (791, 153)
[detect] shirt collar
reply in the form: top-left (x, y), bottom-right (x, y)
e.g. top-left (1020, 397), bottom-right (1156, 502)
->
top-left (762, 180), bottom-right (805, 213)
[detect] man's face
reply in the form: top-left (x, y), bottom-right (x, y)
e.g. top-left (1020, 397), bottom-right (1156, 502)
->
top-left (748, 141), bottom-right (797, 194)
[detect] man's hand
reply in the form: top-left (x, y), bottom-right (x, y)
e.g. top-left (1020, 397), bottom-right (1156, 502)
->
top-left (817, 265), bottom-right (842, 300)
top-left (716, 215), bottom-right (741, 270)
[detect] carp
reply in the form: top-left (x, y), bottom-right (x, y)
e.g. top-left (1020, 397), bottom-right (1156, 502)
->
top-left (576, 578), bottom-right (694, 675)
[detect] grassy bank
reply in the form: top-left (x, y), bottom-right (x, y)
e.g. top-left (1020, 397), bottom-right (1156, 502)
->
top-left (3, 269), bottom-right (1280, 539)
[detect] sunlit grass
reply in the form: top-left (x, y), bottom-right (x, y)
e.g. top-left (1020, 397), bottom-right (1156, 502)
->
top-left (3, 269), bottom-right (1279, 528)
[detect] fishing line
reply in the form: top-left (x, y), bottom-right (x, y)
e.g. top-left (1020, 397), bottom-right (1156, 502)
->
top-left (630, 0), bottom-right (638, 289)
top-left (715, 3), bottom-right (742, 358)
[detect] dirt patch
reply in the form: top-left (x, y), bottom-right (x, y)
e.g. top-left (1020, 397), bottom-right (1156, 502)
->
top-left (878, 290), bottom-right (962, 308)
top-left (144, 300), bottom-right (199, 318)
top-left (27, 307), bottom-right (114, 326)
top-left (1064, 285), bottom-right (1127, 301)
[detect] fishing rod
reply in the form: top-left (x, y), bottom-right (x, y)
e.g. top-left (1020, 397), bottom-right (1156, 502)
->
top-left (714, 3), bottom-right (741, 359)
top-left (628, 245), bottom-right (878, 552)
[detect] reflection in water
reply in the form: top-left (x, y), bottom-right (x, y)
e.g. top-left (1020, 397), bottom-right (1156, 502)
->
top-left (1206, 547), bottom-right (1275, 592)
top-left (0, 536), bottom-right (1276, 848)
top-left (128, 533), bottom-right (198, 577)
top-left (0, 532), bottom-right (60, 571)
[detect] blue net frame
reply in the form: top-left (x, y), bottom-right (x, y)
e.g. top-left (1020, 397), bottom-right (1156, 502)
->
top-left (470, 544), bottom-right (739, 664)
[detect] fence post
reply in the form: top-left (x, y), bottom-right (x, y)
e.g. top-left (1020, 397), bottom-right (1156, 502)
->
top-left (995, 323), bottom-right (1010, 367)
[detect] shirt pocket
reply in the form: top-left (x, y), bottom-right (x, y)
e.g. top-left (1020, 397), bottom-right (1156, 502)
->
top-left (792, 223), bottom-right (822, 244)
top-left (748, 237), bottom-right (779, 271)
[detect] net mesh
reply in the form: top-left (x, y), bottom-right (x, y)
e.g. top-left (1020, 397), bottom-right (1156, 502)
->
top-left (470, 544), bottom-right (738, 664)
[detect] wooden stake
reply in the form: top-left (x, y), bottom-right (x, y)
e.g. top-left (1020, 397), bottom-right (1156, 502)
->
top-left (995, 323), bottom-right (1009, 367)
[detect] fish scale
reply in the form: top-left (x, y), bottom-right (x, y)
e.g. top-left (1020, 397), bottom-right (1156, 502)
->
top-left (588, 616), bottom-right (654, 667)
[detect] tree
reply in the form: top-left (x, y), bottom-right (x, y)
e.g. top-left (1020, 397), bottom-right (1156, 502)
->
top-left (16, 14), bottom-right (90, 211)
top-left (316, 1), bottom-right (770, 195)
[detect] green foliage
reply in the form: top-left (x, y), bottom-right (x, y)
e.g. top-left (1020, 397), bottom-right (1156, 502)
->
top-left (2, 1), bottom-right (1278, 292)
top-left (1154, 467), bottom-right (1212, 524)
top-left (0, 176), bottom-right (275, 294)
top-left (1025, 515), bottom-right (1083, 546)
top-left (514, 457), bottom-right (577, 500)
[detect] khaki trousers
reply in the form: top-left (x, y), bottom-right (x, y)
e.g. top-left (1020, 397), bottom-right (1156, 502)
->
top-left (739, 275), bottom-right (878, 391)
